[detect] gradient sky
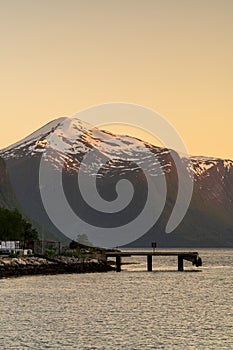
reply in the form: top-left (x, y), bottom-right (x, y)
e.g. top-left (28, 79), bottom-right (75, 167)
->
top-left (0, 0), bottom-right (232, 159)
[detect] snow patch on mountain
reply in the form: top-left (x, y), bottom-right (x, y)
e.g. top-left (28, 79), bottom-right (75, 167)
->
top-left (0, 117), bottom-right (232, 180)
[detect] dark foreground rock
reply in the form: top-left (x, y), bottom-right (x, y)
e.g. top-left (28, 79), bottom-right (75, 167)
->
top-left (0, 256), bottom-right (114, 278)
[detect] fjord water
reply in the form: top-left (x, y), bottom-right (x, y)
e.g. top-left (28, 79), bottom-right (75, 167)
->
top-left (0, 249), bottom-right (232, 349)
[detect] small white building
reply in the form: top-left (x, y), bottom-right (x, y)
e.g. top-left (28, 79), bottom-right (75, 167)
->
top-left (0, 241), bottom-right (25, 255)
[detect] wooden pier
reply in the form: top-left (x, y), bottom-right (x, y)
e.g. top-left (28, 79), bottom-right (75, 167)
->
top-left (105, 251), bottom-right (202, 272)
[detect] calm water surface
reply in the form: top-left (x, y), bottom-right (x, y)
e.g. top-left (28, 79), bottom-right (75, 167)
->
top-left (0, 249), bottom-right (232, 349)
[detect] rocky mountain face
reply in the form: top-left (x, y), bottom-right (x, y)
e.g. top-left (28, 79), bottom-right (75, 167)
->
top-left (0, 118), bottom-right (232, 247)
top-left (0, 156), bottom-right (18, 209)
top-left (0, 155), bottom-right (66, 243)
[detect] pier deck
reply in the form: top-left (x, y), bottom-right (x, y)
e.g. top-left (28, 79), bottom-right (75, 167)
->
top-left (104, 251), bottom-right (202, 272)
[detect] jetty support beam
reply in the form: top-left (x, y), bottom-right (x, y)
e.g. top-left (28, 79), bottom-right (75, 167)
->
top-left (116, 255), bottom-right (121, 272)
top-left (147, 254), bottom-right (152, 271)
top-left (178, 256), bottom-right (184, 271)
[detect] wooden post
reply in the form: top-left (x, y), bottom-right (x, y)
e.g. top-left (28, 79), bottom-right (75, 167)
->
top-left (147, 254), bottom-right (152, 271)
top-left (116, 255), bottom-right (121, 272)
top-left (178, 256), bottom-right (184, 271)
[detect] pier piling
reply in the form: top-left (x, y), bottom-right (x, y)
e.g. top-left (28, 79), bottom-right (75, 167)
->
top-left (178, 256), bottom-right (184, 271)
top-left (116, 255), bottom-right (121, 272)
top-left (147, 255), bottom-right (152, 271)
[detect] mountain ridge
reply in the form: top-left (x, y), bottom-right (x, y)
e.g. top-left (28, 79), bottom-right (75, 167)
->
top-left (0, 118), bottom-right (232, 247)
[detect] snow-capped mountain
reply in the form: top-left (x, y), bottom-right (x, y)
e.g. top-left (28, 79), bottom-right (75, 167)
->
top-left (1, 117), bottom-right (173, 176)
top-left (2, 117), bottom-right (232, 180)
top-left (0, 118), bottom-right (233, 247)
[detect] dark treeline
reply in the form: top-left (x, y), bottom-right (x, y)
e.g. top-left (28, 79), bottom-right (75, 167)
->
top-left (0, 208), bottom-right (38, 241)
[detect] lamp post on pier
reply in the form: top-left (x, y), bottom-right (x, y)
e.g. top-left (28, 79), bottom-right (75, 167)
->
top-left (151, 241), bottom-right (156, 253)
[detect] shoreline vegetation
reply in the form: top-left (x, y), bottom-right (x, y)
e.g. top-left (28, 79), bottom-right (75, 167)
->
top-left (0, 218), bottom-right (119, 278)
top-left (0, 255), bottom-right (115, 279)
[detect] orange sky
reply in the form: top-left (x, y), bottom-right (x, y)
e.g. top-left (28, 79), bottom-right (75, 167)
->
top-left (0, 0), bottom-right (232, 159)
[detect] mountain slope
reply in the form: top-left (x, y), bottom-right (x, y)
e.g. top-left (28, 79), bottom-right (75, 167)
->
top-left (0, 156), bottom-right (19, 209)
top-left (1, 117), bottom-right (232, 247)
top-left (0, 155), bottom-right (69, 243)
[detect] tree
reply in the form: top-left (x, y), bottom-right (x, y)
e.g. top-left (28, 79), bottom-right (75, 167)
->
top-left (77, 234), bottom-right (93, 247)
top-left (23, 221), bottom-right (38, 241)
top-left (0, 208), bottom-right (38, 241)
top-left (69, 234), bottom-right (94, 250)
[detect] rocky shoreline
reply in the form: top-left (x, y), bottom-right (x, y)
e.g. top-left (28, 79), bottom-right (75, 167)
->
top-left (0, 256), bottom-right (114, 278)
